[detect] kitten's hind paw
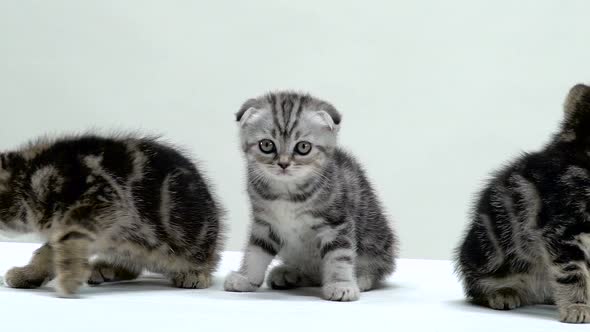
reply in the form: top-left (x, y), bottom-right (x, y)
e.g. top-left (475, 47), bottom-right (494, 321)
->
top-left (357, 275), bottom-right (375, 292)
top-left (4, 266), bottom-right (47, 289)
top-left (560, 304), bottom-right (590, 324)
top-left (267, 265), bottom-right (308, 290)
top-left (87, 263), bottom-right (140, 285)
top-left (224, 271), bottom-right (259, 292)
top-left (485, 289), bottom-right (523, 310)
top-left (172, 271), bottom-right (211, 289)
top-left (322, 282), bottom-right (360, 302)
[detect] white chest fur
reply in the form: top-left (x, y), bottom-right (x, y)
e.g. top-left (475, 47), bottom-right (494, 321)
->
top-left (258, 199), bottom-right (324, 270)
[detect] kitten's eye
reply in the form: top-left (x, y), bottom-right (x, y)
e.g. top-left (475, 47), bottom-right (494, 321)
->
top-left (295, 141), bottom-right (312, 155)
top-left (259, 139), bottom-right (276, 154)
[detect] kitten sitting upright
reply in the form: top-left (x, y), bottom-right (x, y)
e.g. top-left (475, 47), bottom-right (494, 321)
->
top-left (0, 134), bottom-right (224, 297)
top-left (224, 92), bottom-right (397, 301)
top-left (456, 84), bottom-right (590, 323)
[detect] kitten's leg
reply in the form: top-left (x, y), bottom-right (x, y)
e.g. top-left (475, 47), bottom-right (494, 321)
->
top-left (267, 264), bottom-right (315, 290)
top-left (5, 243), bottom-right (54, 289)
top-left (52, 229), bottom-right (95, 297)
top-left (320, 234), bottom-right (360, 302)
top-left (462, 270), bottom-right (538, 310)
top-left (87, 261), bottom-right (141, 285)
top-left (548, 241), bottom-right (590, 324)
top-left (224, 223), bottom-right (280, 292)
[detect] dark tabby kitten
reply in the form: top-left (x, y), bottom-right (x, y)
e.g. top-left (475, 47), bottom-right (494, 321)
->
top-left (0, 134), bottom-right (224, 297)
top-left (224, 91), bottom-right (397, 301)
top-left (456, 84), bottom-right (590, 323)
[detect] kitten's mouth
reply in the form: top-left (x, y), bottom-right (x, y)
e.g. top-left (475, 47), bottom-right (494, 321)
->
top-left (269, 168), bottom-right (294, 178)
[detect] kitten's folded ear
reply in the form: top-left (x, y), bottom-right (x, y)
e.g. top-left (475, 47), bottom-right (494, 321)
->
top-left (315, 104), bottom-right (342, 131)
top-left (564, 84), bottom-right (590, 116)
top-left (236, 98), bottom-right (261, 128)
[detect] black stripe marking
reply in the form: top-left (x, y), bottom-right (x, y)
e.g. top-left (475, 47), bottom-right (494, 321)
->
top-left (320, 238), bottom-right (352, 259)
top-left (58, 231), bottom-right (91, 242)
top-left (563, 265), bottom-right (580, 272)
top-left (269, 94), bottom-right (283, 133)
top-left (315, 145), bottom-right (329, 154)
top-left (552, 244), bottom-right (586, 264)
top-left (250, 236), bottom-right (278, 256)
top-left (288, 96), bottom-right (304, 136)
top-left (282, 98), bottom-right (293, 136)
top-left (324, 214), bottom-right (348, 227)
top-left (334, 256), bottom-right (353, 263)
top-left (253, 218), bottom-right (282, 246)
top-left (557, 274), bottom-right (583, 285)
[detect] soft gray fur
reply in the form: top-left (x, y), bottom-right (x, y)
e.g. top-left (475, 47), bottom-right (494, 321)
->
top-left (0, 134), bottom-right (224, 297)
top-left (224, 91), bottom-right (397, 301)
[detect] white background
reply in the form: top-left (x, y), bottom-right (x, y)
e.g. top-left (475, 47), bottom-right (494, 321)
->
top-left (1, 0), bottom-right (589, 259)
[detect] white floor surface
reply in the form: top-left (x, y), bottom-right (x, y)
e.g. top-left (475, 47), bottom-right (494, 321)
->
top-left (0, 242), bottom-right (585, 331)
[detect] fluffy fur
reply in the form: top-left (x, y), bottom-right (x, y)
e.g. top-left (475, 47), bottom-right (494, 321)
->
top-left (224, 91), bottom-right (397, 301)
top-left (0, 134), bottom-right (224, 297)
top-left (455, 84), bottom-right (590, 323)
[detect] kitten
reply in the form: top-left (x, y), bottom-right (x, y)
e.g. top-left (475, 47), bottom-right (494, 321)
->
top-left (0, 134), bottom-right (224, 297)
top-left (455, 84), bottom-right (590, 323)
top-left (224, 92), bottom-right (397, 301)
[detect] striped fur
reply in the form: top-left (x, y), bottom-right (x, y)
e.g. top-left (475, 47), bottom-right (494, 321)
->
top-left (225, 91), bottom-right (397, 301)
top-left (455, 84), bottom-right (590, 323)
top-left (0, 134), bottom-right (224, 297)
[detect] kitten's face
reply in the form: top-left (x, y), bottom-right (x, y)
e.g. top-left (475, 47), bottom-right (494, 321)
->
top-left (237, 93), bottom-right (341, 183)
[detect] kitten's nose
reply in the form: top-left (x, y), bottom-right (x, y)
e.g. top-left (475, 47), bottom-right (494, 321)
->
top-left (278, 155), bottom-right (291, 169)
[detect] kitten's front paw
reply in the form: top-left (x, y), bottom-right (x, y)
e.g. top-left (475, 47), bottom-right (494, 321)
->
top-left (224, 271), bottom-right (259, 292)
top-left (560, 304), bottom-right (590, 324)
top-left (4, 267), bottom-right (45, 289)
top-left (55, 276), bottom-right (83, 298)
top-left (322, 282), bottom-right (360, 302)
top-left (486, 289), bottom-right (522, 310)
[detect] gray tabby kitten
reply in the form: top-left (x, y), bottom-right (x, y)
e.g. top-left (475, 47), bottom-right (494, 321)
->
top-left (0, 134), bottom-right (224, 297)
top-left (224, 92), bottom-right (397, 301)
top-left (456, 84), bottom-right (590, 323)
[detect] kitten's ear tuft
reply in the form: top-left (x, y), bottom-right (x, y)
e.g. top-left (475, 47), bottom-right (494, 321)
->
top-left (236, 99), bottom-right (260, 127)
top-left (315, 104), bottom-right (342, 131)
top-left (564, 84), bottom-right (590, 116)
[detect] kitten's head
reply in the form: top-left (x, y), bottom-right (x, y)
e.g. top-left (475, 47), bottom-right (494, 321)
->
top-left (236, 91), bottom-right (341, 183)
top-left (561, 84), bottom-right (590, 143)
